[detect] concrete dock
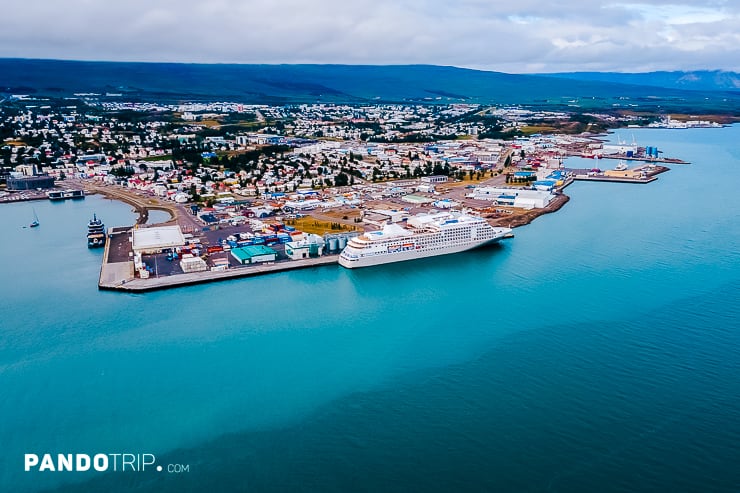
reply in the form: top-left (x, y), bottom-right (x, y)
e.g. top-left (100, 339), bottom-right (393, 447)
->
top-left (100, 256), bottom-right (340, 292)
top-left (573, 175), bottom-right (658, 184)
top-left (567, 165), bottom-right (668, 184)
top-left (98, 232), bottom-right (339, 293)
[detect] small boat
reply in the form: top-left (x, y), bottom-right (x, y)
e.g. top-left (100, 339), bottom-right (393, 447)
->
top-left (29, 209), bottom-right (39, 228)
top-left (614, 161), bottom-right (629, 171)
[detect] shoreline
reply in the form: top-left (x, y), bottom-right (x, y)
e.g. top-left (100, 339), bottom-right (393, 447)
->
top-left (79, 182), bottom-right (178, 225)
top-left (488, 193), bottom-right (571, 229)
top-left (97, 193), bottom-right (563, 293)
top-left (100, 255), bottom-right (341, 293)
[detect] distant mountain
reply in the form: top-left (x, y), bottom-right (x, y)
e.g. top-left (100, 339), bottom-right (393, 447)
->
top-left (1, 59), bottom-right (739, 113)
top-left (541, 71), bottom-right (740, 92)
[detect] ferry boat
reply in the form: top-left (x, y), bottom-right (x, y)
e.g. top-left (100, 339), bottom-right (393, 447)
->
top-left (48, 189), bottom-right (85, 201)
top-left (87, 213), bottom-right (106, 248)
top-left (338, 211), bottom-right (512, 269)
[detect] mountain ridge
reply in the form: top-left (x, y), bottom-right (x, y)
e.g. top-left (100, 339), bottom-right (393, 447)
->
top-left (539, 70), bottom-right (740, 92)
top-left (1, 59), bottom-right (739, 112)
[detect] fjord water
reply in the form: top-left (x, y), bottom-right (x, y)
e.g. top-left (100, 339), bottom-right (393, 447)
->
top-left (2, 126), bottom-right (740, 493)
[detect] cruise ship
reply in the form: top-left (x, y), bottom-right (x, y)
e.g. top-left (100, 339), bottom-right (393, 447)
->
top-left (338, 212), bottom-right (512, 269)
top-left (87, 214), bottom-right (106, 248)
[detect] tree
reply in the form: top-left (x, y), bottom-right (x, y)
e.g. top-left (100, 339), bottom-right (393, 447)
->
top-left (335, 172), bottom-right (349, 187)
top-left (111, 166), bottom-right (135, 178)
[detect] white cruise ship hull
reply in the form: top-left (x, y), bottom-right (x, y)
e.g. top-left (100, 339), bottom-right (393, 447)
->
top-left (338, 235), bottom-right (508, 269)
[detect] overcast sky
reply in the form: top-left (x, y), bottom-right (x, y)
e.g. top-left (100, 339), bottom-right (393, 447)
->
top-left (0, 0), bottom-right (738, 73)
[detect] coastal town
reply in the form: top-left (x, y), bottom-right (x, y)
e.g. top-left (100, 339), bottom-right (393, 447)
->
top-left (1, 96), bottom-right (693, 290)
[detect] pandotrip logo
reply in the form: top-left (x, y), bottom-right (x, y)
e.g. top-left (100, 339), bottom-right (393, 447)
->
top-left (25, 453), bottom-right (157, 472)
top-left (24, 453), bottom-right (193, 474)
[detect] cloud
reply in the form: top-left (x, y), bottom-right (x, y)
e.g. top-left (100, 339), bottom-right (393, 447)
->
top-left (0, 0), bottom-right (737, 73)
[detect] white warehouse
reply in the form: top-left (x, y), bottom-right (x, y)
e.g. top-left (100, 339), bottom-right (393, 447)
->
top-left (468, 187), bottom-right (555, 209)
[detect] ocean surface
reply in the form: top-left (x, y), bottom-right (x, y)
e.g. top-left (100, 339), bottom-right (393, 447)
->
top-left (1, 126), bottom-right (739, 493)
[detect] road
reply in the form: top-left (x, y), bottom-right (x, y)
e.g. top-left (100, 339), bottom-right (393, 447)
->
top-left (71, 178), bottom-right (180, 225)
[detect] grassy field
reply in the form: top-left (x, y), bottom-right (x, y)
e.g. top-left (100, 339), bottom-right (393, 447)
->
top-left (196, 119), bottom-right (221, 128)
top-left (142, 154), bottom-right (173, 161)
top-left (285, 216), bottom-right (360, 235)
top-left (520, 125), bottom-right (558, 135)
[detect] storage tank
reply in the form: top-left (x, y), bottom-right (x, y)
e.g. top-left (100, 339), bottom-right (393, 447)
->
top-left (328, 237), bottom-right (339, 252)
top-left (338, 236), bottom-right (347, 250)
top-left (309, 243), bottom-right (319, 256)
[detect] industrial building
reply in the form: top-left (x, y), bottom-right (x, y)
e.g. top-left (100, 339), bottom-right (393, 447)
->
top-left (231, 245), bottom-right (277, 265)
top-left (401, 194), bottom-right (435, 205)
top-left (469, 187), bottom-right (556, 209)
top-left (420, 175), bottom-right (448, 184)
top-left (132, 225), bottom-right (186, 255)
top-left (362, 209), bottom-right (409, 227)
top-left (285, 239), bottom-right (324, 260)
top-left (7, 175), bottom-right (55, 190)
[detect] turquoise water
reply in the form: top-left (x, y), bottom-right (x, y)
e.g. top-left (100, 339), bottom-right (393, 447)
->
top-left (2, 126), bottom-right (740, 492)
top-left (146, 209), bottom-right (172, 225)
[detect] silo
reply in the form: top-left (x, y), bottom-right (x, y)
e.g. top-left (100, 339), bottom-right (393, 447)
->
top-left (328, 237), bottom-right (339, 252)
